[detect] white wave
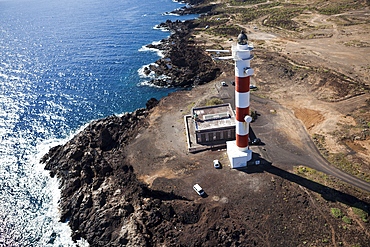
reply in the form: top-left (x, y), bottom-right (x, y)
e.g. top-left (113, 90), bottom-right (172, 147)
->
top-left (138, 46), bottom-right (152, 52)
top-left (172, 0), bottom-right (192, 6)
top-left (1, 62), bottom-right (9, 67)
top-left (138, 43), bottom-right (166, 57)
top-left (137, 63), bottom-right (158, 79)
top-left (0, 72), bottom-right (9, 79)
top-left (153, 25), bottom-right (175, 36)
top-left (9, 75), bottom-right (21, 81)
top-left (162, 12), bottom-right (181, 16)
top-left (138, 71), bottom-right (171, 86)
top-left (138, 80), bottom-right (166, 88)
top-left (152, 40), bottom-right (162, 46)
top-left (30, 122), bottom-right (92, 246)
top-left (9, 68), bottom-right (22, 74)
top-left (137, 63), bottom-right (170, 79)
top-left (153, 25), bottom-right (167, 31)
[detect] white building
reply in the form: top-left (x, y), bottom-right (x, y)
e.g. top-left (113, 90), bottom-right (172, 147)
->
top-left (192, 104), bottom-right (236, 144)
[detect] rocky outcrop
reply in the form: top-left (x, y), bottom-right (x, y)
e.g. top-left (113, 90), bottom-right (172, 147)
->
top-left (169, 2), bottom-right (221, 16)
top-left (40, 1), bottom-right (226, 245)
top-left (143, 19), bottom-right (221, 88)
top-left (41, 99), bottom-right (161, 245)
top-left (41, 98), bottom-right (244, 246)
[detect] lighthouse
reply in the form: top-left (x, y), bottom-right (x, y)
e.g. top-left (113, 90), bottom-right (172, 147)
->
top-left (205, 31), bottom-right (254, 168)
top-left (226, 31), bottom-right (254, 168)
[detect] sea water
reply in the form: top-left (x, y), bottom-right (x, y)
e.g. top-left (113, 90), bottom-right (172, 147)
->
top-left (0, 0), bottom-right (197, 245)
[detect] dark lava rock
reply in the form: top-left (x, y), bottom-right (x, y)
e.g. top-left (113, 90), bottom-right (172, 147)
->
top-left (41, 100), bottom-right (155, 245)
top-left (40, 1), bottom-right (246, 246)
top-left (41, 98), bottom-right (196, 246)
top-left (142, 19), bottom-right (221, 88)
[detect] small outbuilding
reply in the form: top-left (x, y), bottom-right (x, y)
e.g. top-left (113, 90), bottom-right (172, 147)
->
top-left (192, 104), bottom-right (236, 144)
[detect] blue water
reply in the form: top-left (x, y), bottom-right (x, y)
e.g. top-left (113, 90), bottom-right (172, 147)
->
top-left (0, 0), bottom-right (197, 245)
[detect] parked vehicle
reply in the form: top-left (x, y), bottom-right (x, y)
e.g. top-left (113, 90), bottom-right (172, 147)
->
top-left (221, 81), bottom-right (227, 86)
top-left (251, 138), bottom-right (261, 145)
top-left (230, 81), bottom-right (235, 85)
top-left (193, 184), bottom-right (205, 196)
top-left (213, 159), bottom-right (221, 169)
top-left (250, 85), bottom-right (257, 89)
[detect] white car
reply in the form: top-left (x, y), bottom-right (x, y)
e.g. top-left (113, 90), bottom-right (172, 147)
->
top-left (221, 81), bottom-right (227, 86)
top-left (193, 184), bottom-right (205, 196)
top-left (213, 159), bottom-right (221, 169)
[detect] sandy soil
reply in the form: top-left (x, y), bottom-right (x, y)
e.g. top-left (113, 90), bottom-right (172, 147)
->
top-left (122, 2), bottom-right (370, 246)
top-left (123, 69), bottom-right (370, 245)
top-left (193, 5), bottom-right (370, 169)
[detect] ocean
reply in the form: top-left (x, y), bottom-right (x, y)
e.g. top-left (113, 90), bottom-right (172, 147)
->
top-left (0, 0), bottom-right (197, 245)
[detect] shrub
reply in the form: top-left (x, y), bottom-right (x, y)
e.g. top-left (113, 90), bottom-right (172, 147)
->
top-left (205, 98), bottom-right (224, 106)
top-left (352, 204), bottom-right (369, 223)
top-left (250, 108), bottom-right (256, 120)
top-left (205, 25), bottom-right (244, 37)
top-left (342, 216), bottom-right (352, 225)
top-left (331, 208), bottom-right (344, 218)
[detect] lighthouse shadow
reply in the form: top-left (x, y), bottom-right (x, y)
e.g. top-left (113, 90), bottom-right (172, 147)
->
top-left (235, 152), bottom-right (266, 174)
top-left (249, 127), bottom-right (266, 146)
top-left (236, 154), bottom-right (370, 209)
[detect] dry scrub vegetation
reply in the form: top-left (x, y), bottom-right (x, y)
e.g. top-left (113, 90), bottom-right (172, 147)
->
top-left (190, 0), bottom-right (370, 183)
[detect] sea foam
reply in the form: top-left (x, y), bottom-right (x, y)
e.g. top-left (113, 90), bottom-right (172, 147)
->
top-left (139, 41), bottom-right (166, 58)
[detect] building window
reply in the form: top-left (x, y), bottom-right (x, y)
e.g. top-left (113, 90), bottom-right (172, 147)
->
top-left (201, 134), bottom-right (206, 143)
top-left (223, 131), bottom-right (229, 140)
top-left (208, 133), bottom-right (213, 142)
top-left (216, 132), bottom-right (221, 140)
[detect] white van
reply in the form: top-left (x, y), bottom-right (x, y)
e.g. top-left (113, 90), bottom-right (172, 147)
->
top-left (193, 184), bottom-right (205, 196)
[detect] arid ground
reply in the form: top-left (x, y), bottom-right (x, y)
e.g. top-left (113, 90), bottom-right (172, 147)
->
top-left (124, 0), bottom-right (370, 246)
top-left (44, 1), bottom-right (370, 246)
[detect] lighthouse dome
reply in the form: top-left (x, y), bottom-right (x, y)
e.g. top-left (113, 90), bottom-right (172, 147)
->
top-left (237, 31), bottom-right (248, 45)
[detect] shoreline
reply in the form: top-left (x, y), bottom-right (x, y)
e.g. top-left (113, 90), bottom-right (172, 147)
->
top-left (42, 0), bottom-right (370, 246)
top-left (141, 17), bottom-right (222, 88)
top-left (41, 1), bottom-right (216, 245)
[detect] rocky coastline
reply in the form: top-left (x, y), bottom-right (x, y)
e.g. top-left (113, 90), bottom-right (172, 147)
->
top-left (41, 0), bottom-right (370, 246)
top-left (42, 96), bottom-right (248, 246)
top-left (42, 99), bottom-right (159, 245)
top-left (141, 9), bottom-right (221, 87)
top-left (41, 1), bottom-right (226, 245)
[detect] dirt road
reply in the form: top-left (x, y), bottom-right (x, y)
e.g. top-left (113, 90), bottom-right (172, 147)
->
top-left (248, 94), bottom-right (370, 193)
top-left (215, 78), bottom-right (370, 192)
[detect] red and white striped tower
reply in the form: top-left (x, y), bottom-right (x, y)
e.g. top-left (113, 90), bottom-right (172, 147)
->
top-left (235, 31), bottom-right (253, 152)
top-left (226, 31), bottom-right (254, 168)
